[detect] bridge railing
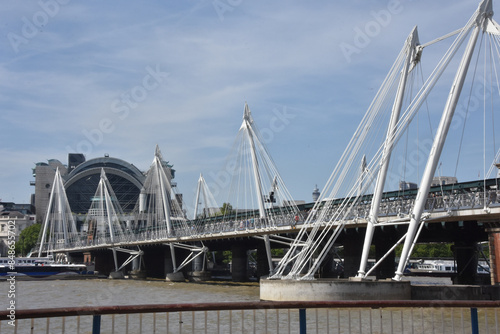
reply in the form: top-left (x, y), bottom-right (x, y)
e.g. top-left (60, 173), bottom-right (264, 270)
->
top-left (1, 300), bottom-right (499, 334)
top-left (320, 189), bottom-right (500, 222)
top-left (38, 189), bottom-right (500, 251)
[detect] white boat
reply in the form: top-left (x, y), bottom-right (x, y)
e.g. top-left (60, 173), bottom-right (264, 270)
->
top-left (0, 255), bottom-right (88, 278)
top-left (408, 259), bottom-right (489, 276)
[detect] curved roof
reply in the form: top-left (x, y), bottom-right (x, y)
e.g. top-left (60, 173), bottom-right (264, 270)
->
top-left (65, 167), bottom-right (144, 190)
top-left (65, 156), bottom-right (145, 185)
top-left (48, 159), bottom-right (63, 165)
top-left (64, 156), bottom-right (146, 214)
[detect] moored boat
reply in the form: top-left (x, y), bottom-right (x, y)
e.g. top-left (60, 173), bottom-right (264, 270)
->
top-left (0, 255), bottom-right (89, 279)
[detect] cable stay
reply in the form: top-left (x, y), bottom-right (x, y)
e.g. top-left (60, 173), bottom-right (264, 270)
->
top-left (133, 146), bottom-right (205, 274)
top-left (132, 145), bottom-right (188, 272)
top-left (82, 169), bottom-right (129, 272)
top-left (356, 26), bottom-right (421, 278)
top-left (134, 145), bottom-right (188, 238)
top-left (36, 168), bottom-right (79, 257)
top-left (394, 0), bottom-right (498, 280)
top-left (214, 102), bottom-right (302, 273)
top-left (270, 25), bottom-right (423, 280)
top-left (272, 0), bottom-right (500, 281)
top-left (32, 0), bottom-right (500, 283)
top-left (84, 169), bottom-right (128, 245)
top-left (193, 173), bottom-right (220, 220)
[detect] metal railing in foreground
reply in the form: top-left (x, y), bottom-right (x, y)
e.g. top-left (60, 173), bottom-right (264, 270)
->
top-left (1, 300), bottom-right (500, 334)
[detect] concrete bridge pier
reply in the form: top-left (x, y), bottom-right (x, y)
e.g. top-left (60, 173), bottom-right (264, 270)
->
top-left (231, 244), bottom-right (248, 281)
top-left (192, 253), bottom-right (204, 271)
top-left (164, 248), bottom-right (174, 276)
top-left (129, 256), bottom-right (146, 279)
top-left (188, 248), bottom-right (211, 282)
top-left (165, 247), bottom-right (186, 282)
top-left (132, 257), bottom-right (140, 271)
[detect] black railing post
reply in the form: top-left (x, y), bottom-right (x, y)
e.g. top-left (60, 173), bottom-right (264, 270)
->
top-left (299, 308), bottom-right (307, 334)
top-left (92, 314), bottom-right (101, 334)
top-left (470, 308), bottom-right (479, 334)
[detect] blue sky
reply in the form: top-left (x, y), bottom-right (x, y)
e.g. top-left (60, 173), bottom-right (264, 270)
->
top-left (0, 0), bottom-right (493, 212)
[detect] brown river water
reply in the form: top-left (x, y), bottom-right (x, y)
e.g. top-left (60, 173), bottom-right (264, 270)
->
top-left (1, 278), bottom-right (497, 333)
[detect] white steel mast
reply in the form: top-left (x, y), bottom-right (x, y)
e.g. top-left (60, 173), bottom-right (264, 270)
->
top-left (393, 0), bottom-right (492, 280)
top-left (357, 27), bottom-right (420, 278)
top-left (241, 103), bottom-right (274, 271)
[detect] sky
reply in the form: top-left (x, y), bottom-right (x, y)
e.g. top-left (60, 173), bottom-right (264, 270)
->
top-left (0, 0), bottom-right (495, 214)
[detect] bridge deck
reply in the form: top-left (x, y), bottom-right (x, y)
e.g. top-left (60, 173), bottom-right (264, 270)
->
top-left (45, 179), bottom-right (500, 253)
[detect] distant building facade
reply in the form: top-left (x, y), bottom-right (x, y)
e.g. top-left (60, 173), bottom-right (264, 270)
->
top-left (32, 159), bottom-right (67, 223)
top-left (64, 155), bottom-right (146, 215)
top-left (431, 176), bottom-right (458, 187)
top-left (399, 181), bottom-right (418, 191)
top-left (0, 205), bottom-right (35, 256)
top-left (31, 153), bottom-right (176, 223)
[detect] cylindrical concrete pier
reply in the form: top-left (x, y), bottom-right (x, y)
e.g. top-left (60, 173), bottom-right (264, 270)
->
top-left (260, 278), bottom-right (411, 301)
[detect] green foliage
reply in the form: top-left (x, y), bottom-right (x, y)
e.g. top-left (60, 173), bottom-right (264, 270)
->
top-left (15, 223), bottom-right (41, 256)
top-left (222, 250), bottom-right (232, 264)
top-left (219, 203), bottom-right (233, 216)
top-left (395, 242), bottom-right (453, 258)
top-left (271, 248), bottom-right (284, 257)
top-left (211, 250), bottom-right (233, 266)
top-left (479, 243), bottom-right (490, 259)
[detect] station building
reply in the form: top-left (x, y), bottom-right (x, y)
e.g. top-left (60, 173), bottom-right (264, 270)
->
top-left (31, 153), bottom-right (175, 223)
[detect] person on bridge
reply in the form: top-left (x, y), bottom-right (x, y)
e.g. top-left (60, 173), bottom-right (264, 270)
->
top-left (293, 214), bottom-right (299, 228)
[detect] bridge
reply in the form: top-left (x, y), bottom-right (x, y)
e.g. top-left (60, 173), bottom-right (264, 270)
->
top-left (38, 176), bottom-right (500, 250)
top-left (34, 0), bottom-right (500, 284)
top-left (34, 158), bottom-right (500, 280)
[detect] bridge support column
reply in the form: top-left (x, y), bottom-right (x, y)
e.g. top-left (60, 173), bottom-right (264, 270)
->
top-left (343, 229), bottom-right (364, 278)
top-left (165, 247), bottom-right (186, 282)
top-left (132, 258), bottom-right (140, 271)
top-left (164, 248), bottom-right (173, 276)
top-left (487, 226), bottom-right (500, 285)
top-left (188, 252), bottom-right (211, 282)
top-left (453, 240), bottom-right (478, 285)
top-left (231, 244), bottom-right (248, 282)
top-left (193, 253), bottom-right (204, 271)
top-left (256, 243), bottom-right (270, 278)
top-left (374, 228), bottom-right (396, 279)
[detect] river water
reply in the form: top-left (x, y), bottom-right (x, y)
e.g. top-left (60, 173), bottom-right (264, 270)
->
top-left (4, 278), bottom-right (268, 333)
top-left (1, 278), bottom-right (497, 333)
top-left (11, 278), bottom-right (260, 309)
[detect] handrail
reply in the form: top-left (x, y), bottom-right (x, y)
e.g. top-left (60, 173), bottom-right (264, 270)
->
top-left (3, 300), bottom-right (500, 320)
top-left (35, 184), bottom-right (500, 252)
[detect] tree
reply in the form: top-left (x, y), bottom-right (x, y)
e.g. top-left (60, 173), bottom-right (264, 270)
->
top-left (219, 203), bottom-right (233, 215)
top-left (395, 242), bottom-right (453, 258)
top-left (15, 223), bottom-right (42, 256)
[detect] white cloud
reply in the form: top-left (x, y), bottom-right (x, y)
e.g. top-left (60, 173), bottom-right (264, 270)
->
top-left (0, 0), bottom-right (496, 208)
